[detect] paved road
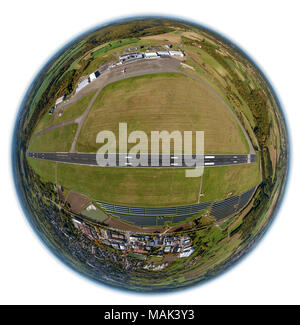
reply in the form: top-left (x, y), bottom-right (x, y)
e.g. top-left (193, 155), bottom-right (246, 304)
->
top-left (27, 152), bottom-right (257, 168)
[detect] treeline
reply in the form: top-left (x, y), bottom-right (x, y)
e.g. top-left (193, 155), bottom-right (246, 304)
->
top-left (88, 18), bottom-right (183, 44)
top-left (183, 36), bottom-right (278, 238)
top-left (25, 41), bottom-right (100, 141)
top-left (25, 19), bottom-right (186, 144)
top-left (198, 39), bottom-right (274, 189)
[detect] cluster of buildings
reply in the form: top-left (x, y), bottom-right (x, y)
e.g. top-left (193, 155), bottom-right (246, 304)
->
top-left (119, 49), bottom-right (185, 63)
top-left (71, 217), bottom-right (195, 259)
top-left (73, 43), bottom-right (184, 95)
top-left (75, 70), bottom-right (100, 93)
top-left (143, 262), bottom-right (168, 271)
top-left (49, 95), bottom-right (66, 114)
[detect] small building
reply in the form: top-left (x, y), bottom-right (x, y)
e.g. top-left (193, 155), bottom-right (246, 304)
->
top-left (55, 95), bottom-right (65, 106)
top-left (86, 204), bottom-right (96, 211)
top-left (120, 52), bottom-right (144, 61)
top-left (72, 218), bottom-right (82, 230)
top-left (48, 106), bottom-right (55, 115)
top-left (168, 50), bottom-right (185, 57)
top-left (133, 246), bottom-right (148, 254)
top-left (120, 54), bottom-right (130, 60)
top-left (126, 46), bottom-right (141, 52)
top-left (111, 243), bottom-right (119, 250)
top-left (119, 244), bottom-right (126, 251)
top-left (164, 246), bottom-right (171, 253)
top-left (157, 51), bottom-right (170, 56)
top-left (182, 239), bottom-right (191, 246)
top-left (76, 78), bottom-right (89, 93)
top-left (89, 72), bottom-right (97, 82)
top-left (135, 53), bottom-right (144, 59)
top-left (107, 230), bottom-right (125, 241)
top-left (179, 247), bottom-right (194, 258)
top-left (71, 218), bottom-right (92, 238)
top-left (173, 245), bottom-right (181, 253)
top-left (130, 234), bottom-right (146, 242)
top-left (144, 52), bottom-right (158, 58)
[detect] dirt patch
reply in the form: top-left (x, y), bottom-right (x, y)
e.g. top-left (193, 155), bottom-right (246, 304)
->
top-left (182, 31), bottom-right (219, 46)
top-left (66, 190), bottom-right (91, 214)
top-left (162, 254), bottom-right (177, 263)
top-left (141, 32), bottom-right (181, 44)
top-left (182, 31), bottom-right (204, 41)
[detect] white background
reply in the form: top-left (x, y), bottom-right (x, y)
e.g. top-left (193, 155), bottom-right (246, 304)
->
top-left (0, 0), bottom-right (299, 305)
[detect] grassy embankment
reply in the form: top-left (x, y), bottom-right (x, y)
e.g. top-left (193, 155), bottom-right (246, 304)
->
top-left (27, 157), bottom-right (260, 206)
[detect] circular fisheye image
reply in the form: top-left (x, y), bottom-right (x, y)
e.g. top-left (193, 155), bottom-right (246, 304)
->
top-left (12, 17), bottom-right (288, 292)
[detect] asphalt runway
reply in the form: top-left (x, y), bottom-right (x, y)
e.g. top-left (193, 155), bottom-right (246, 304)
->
top-left (27, 152), bottom-right (257, 168)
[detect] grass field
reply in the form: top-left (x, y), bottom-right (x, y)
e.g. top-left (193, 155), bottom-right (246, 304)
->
top-left (92, 38), bottom-right (139, 58)
top-left (81, 206), bottom-right (108, 223)
top-left (27, 155), bottom-right (261, 206)
top-left (53, 90), bottom-right (97, 125)
top-left (27, 157), bottom-right (57, 183)
top-left (77, 73), bottom-right (249, 154)
top-left (29, 124), bottom-right (77, 153)
top-left (201, 161), bottom-right (261, 202)
top-left (83, 53), bottom-right (115, 76)
top-left (27, 158), bottom-right (201, 206)
top-left (33, 112), bottom-right (53, 134)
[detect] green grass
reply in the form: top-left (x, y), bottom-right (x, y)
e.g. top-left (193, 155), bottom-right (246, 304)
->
top-left (27, 157), bottom-right (56, 183)
top-left (27, 157), bottom-right (202, 206)
top-left (33, 112), bottom-right (53, 134)
top-left (202, 39), bottom-right (219, 49)
top-left (92, 38), bottom-right (139, 58)
top-left (77, 73), bottom-right (249, 154)
top-left (29, 124), bottom-right (77, 153)
top-left (201, 161), bottom-right (261, 202)
top-left (195, 47), bottom-right (224, 70)
top-left (171, 30), bottom-right (183, 35)
top-left (56, 165), bottom-right (201, 206)
top-left (81, 206), bottom-right (108, 223)
top-left (82, 54), bottom-right (115, 75)
top-left (82, 38), bottom-right (159, 75)
top-left (53, 90), bottom-right (97, 125)
top-left (28, 154), bottom-right (261, 207)
top-left (237, 122), bottom-right (250, 153)
top-left (197, 226), bottom-right (226, 247)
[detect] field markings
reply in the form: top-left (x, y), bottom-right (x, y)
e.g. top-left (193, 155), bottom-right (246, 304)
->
top-left (197, 175), bottom-right (203, 203)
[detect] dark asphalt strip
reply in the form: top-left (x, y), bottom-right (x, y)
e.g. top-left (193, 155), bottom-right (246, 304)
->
top-left (27, 152), bottom-right (256, 168)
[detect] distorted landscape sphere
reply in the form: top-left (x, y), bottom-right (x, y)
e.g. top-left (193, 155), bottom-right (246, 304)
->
top-left (12, 17), bottom-right (289, 292)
